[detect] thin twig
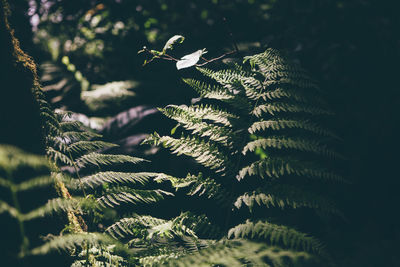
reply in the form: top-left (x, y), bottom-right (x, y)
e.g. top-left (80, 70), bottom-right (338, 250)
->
top-left (141, 47), bottom-right (236, 67)
top-left (196, 50), bottom-right (236, 66)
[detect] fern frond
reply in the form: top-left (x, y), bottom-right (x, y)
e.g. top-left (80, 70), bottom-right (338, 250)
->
top-left (61, 130), bottom-right (102, 143)
top-left (106, 216), bottom-right (159, 239)
top-left (166, 104), bottom-right (238, 127)
top-left (0, 145), bottom-right (50, 172)
top-left (68, 141), bottom-right (118, 156)
top-left (46, 146), bottom-right (73, 165)
top-left (172, 212), bottom-right (222, 239)
top-left (72, 172), bottom-right (162, 189)
top-left (239, 156), bottom-right (344, 182)
top-left (30, 233), bottom-right (116, 255)
top-left (59, 120), bottom-right (86, 132)
top-left (252, 102), bottom-right (332, 117)
top-left (163, 239), bottom-right (312, 267)
top-left (248, 119), bottom-right (337, 138)
top-left (234, 184), bottom-right (343, 217)
top-left (228, 220), bottom-right (325, 256)
top-left (197, 67), bottom-right (253, 86)
top-left (182, 78), bottom-right (235, 101)
top-left (22, 197), bottom-right (86, 221)
top-left (15, 175), bottom-right (55, 192)
top-left (144, 134), bottom-right (230, 174)
top-left (243, 137), bottom-right (338, 158)
top-left (75, 152), bottom-right (148, 168)
top-left (72, 245), bottom-right (128, 267)
top-left (160, 105), bottom-right (234, 146)
top-left (97, 188), bottom-right (173, 208)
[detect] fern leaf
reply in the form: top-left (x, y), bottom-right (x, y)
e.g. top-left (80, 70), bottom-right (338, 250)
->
top-left (0, 145), bottom-right (50, 172)
top-left (166, 104), bottom-right (238, 127)
top-left (30, 233), bottom-right (116, 255)
top-left (46, 146), bottom-right (73, 165)
top-left (22, 197), bottom-right (86, 221)
top-left (163, 240), bottom-right (313, 267)
top-left (228, 220), bottom-right (326, 256)
top-left (182, 78), bottom-right (234, 101)
top-left (59, 121), bottom-right (86, 132)
top-left (97, 188), bottom-right (173, 208)
top-left (68, 141), bottom-right (118, 156)
top-left (197, 67), bottom-right (253, 86)
top-left (160, 105), bottom-right (234, 146)
top-left (238, 156), bottom-right (344, 182)
top-left (15, 175), bottom-right (54, 192)
top-left (252, 102), bottom-right (332, 117)
top-left (72, 172), bottom-right (162, 189)
top-left (248, 119), bottom-right (337, 138)
top-left (61, 130), bottom-right (102, 143)
top-left (234, 184), bottom-right (343, 217)
top-left (75, 152), bottom-right (148, 168)
top-left (145, 134), bottom-right (230, 174)
top-left (243, 137), bottom-right (338, 158)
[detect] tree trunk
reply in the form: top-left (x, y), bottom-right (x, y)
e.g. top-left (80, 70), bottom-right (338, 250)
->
top-left (0, 0), bottom-right (44, 153)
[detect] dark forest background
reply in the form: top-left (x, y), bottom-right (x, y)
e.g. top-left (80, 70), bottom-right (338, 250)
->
top-left (2, 0), bottom-right (400, 266)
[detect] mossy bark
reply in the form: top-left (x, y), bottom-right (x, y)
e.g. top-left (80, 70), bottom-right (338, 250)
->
top-left (0, 0), bottom-right (44, 153)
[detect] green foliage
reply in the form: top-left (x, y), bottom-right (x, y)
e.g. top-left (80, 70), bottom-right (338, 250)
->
top-left (0, 145), bottom-right (63, 257)
top-left (3, 47), bottom-right (343, 266)
top-left (144, 48), bottom-right (344, 265)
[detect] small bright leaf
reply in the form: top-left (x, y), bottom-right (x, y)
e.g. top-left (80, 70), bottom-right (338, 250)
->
top-left (176, 49), bottom-right (207, 70)
top-left (163, 35), bottom-right (185, 53)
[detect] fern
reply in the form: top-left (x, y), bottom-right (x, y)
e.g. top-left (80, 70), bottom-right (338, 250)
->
top-left (228, 220), bottom-right (325, 256)
top-left (162, 240), bottom-right (314, 267)
top-left (0, 145), bottom-right (69, 257)
top-left (144, 48), bottom-right (344, 266)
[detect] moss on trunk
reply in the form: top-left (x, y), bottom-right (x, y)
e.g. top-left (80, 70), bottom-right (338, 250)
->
top-left (0, 0), bottom-right (44, 153)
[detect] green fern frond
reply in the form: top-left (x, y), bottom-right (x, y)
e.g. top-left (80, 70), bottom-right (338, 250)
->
top-left (0, 145), bottom-right (50, 172)
top-left (228, 220), bottom-right (325, 256)
top-left (71, 246), bottom-right (128, 267)
top-left (197, 67), bottom-right (253, 86)
top-left (166, 104), bottom-right (238, 127)
top-left (145, 134), bottom-right (230, 174)
top-left (106, 216), bottom-right (161, 239)
top-left (30, 233), bottom-right (117, 255)
top-left (238, 156), bottom-right (344, 182)
top-left (243, 137), bottom-right (338, 158)
top-left (252, 102), bottom-right (332, 117)
top-left (182, 78), bottom-right (235, 101)
top-left (71, 172), bottom-right (162, 189)
top-left (172, 212), bottom-right (222, 239)
top-left (61, 130), bottom-right (102, 143)
top-left (160, 105), bottom-right (234, 146)
top-left (46, 146), bottom-right (74, 165)
top-left (59, 121), bottom-right (86, 132)
top-left (248, 119), bottom-right (337, 138)
top-left (163, 239), bottom-right (313, 267)
top-left (14, 175), bottom-right (55, 192)
top-left (75, 152), bottom-right (148, 168)
top-left (68, 141), bottom-right (118, 156)
top-left (22, 197), bottom-right (86, 221)
top-left (97, 188), bottom-right (173, 208)
top-left (234, 184), bottom-right (343, 217)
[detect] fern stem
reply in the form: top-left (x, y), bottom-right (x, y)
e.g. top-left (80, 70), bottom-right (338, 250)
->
top-left (224, 77), bottom-right (267, 229)
top-left (67, 146), bottom-right (87, 197)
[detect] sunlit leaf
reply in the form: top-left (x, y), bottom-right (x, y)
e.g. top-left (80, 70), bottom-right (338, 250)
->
top-left (176, 49), bottom-right (207, 70)
top-left (163, 35), bottom-right (185, 53)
